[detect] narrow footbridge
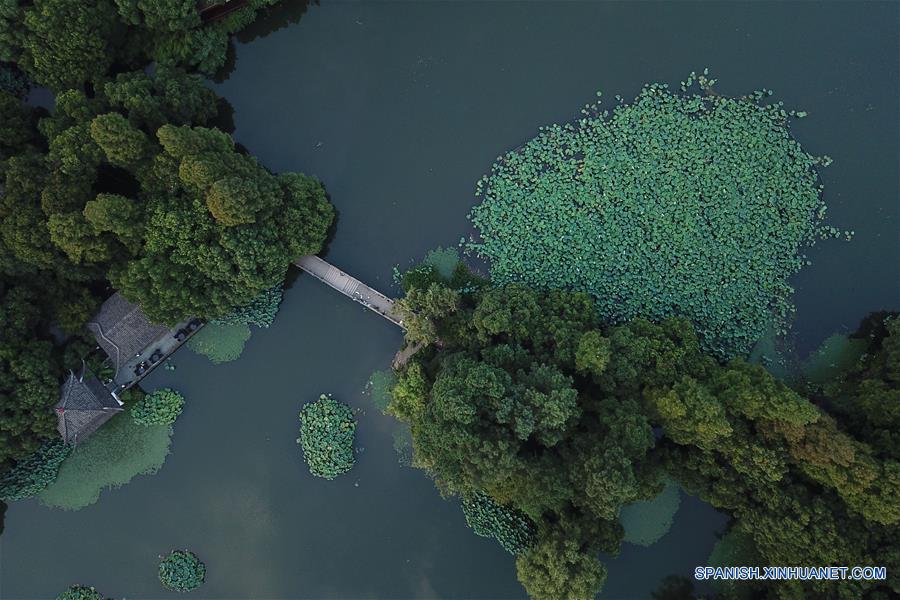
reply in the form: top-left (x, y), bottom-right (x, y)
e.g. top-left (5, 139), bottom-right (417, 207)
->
top-left (295, 255), bottom-right (405, 329)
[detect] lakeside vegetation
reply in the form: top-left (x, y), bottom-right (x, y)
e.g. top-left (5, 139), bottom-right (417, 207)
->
top-left (0, 0), bottom-right (331, 482)
top-left (386, 262), bottom-right (899, 598)
top-left (38, 389), bottom-right (181, 511)
top-left (0, 2), bottom-right (896, 599)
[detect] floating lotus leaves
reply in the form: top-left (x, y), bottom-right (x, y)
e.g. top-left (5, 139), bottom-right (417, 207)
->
top-left (461, 491), bottom-right (537, 555)
top-left (0, 439), bottom-right (71, 501)
top-left (211, 283), bottom-right (284, 328)
top-left (132, 388), bottom-right (185, 426)
top-left (158, 549), bottom-right (206, 592)
top-left (296, 394), bottom-right (357, 480)
top-left (468, 74), bottom-right (841, 358)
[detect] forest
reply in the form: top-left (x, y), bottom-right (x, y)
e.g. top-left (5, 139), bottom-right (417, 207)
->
top-left (0, 0), bottom-right (333, 471)
top-left (390, 263), bottom-right (899, 599)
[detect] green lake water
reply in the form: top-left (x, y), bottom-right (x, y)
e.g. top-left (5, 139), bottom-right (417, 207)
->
top-left (2, 1), bottom-right (897, 598)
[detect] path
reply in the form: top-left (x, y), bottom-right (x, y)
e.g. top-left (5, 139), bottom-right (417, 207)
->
top-left (294, 255), bottom-right (406, 329)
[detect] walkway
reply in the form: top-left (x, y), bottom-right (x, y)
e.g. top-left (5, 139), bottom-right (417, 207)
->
top-left (200, 0), bottom-right (249, 23)
top-left (294, 255), bottom-right (406, 329)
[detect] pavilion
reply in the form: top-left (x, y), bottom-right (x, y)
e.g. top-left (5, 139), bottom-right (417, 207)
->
top-left (55, 370), bottom-right (123, 445)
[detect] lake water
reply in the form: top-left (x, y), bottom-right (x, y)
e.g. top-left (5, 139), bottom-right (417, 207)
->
top-left (2, 1), bottom-right (897, 598)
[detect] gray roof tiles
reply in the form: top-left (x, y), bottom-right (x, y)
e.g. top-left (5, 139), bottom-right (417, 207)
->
top-left (86, 293), bottom-right (169, 377)
top-left (55, 372), bottom-right (123, 444)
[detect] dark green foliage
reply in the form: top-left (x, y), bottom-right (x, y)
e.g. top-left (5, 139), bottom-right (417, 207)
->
top-left (112, 125), bottom-right (333, 323)
top-left (212, 283), bottom-right (283, 328)
top-left (826, 314), bottom-right (899, 461)
top-left (0, 91), bottom-right (38, 160)
top-left (141, 0), bottom-right (279, 76)
top-left (515, 514), bottom-right (611, 600)
top-left (103, 67), bottom-right (218, 131)
top-left (0, 439), bottom-right (71, 501)
top-left (0, 1), bottom-right (302, 496)
top-left (461, 491), bottom-right (536, 555)
top-left (56, 584), bottom-right (107, 600)
top-left (89, 112), bottom-right (153, 170)
top-left (158, 549), bottom-right (206, 592)
top-left (469, 74), bottom-right (844, 359)
top-left (296, 394), bottom-right (356, 480)
top-left (132, 388), bottom-right (184, 426)
top-left (394, 282), bottom-right (461, 345)
top-left (1, 0), bottom-right (279, 92)
top-left (389, 280), bottom-right (900, 598)
top-left (707, 529), bottom-right (764, 598)
top-left (0, 63), bottom-right (28, 97)
top-left (0, 284), bottom-right (62, 467)
top-left (19, 0), bottom-right (121, 91)
top-left (114, 0), bottom-right (200, 33)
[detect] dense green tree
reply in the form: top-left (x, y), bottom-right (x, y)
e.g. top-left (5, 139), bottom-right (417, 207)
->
top-left (515, 514), bottom-right (612, 600)
top-left (388, 275), bottom-right (900, 598)
top-left (19, 0), bottom-right (122, 91)
top-left (111, 125), bottom-right (332, 323)
top-left (114, 0), bottom-right (199, 32)
top-left (0, 0), bottom-right (300, 498)
top-left (395, 282), bottom-right (461, 345)
top-left (0, 284), bottom-right (60, 467)
top-left (826, 314), bottom-right (899, 461)
top-left (0, 91), bottom-right (38, 159)
top-left (47, 123), bottom-right (104, 177)
top-left (103, 67), bottom-right (218, 131)
top-left (89, 113), bottom-right (153, 169)
top-left (0, 153), bottom-right (56, 273)
top-left (0, 2), bottom-right (23, 64)
top-left (83, 194), bottom-right (144, 255)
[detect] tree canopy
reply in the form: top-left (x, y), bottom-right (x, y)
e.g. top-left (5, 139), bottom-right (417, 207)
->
top-left (387, 272), bottom-right (900, 598)
top-left (1, 0), bottom-right (282, 92)
top-left (0, 1), bottom-right (329, 494)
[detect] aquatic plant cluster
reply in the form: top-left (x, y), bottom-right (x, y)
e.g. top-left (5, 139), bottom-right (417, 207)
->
top-left (468, 75), bottom-right (842, 358)
top-left (619, 480), bottom-right (681, 546)
top-left (158, 550), bottom-right (206, 592)
top-left (296, 394), bottom-right (357, 480)
top-left (366, 369), bottom-right (398, 414)
top-left (55, 585), bottom-right (106, 600)
top-left (212, 283), bottom-right (284, 328)
top-left (0, 439), bottom-right (71, 501)
top-left (461, 491), bottom-right (537, 555)
top-left (131, 389), bottom-right (185, 426)
top-left (39, 403), bottom-right (174, 510)
top-left (187, 322), bottom-right (252, 364)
